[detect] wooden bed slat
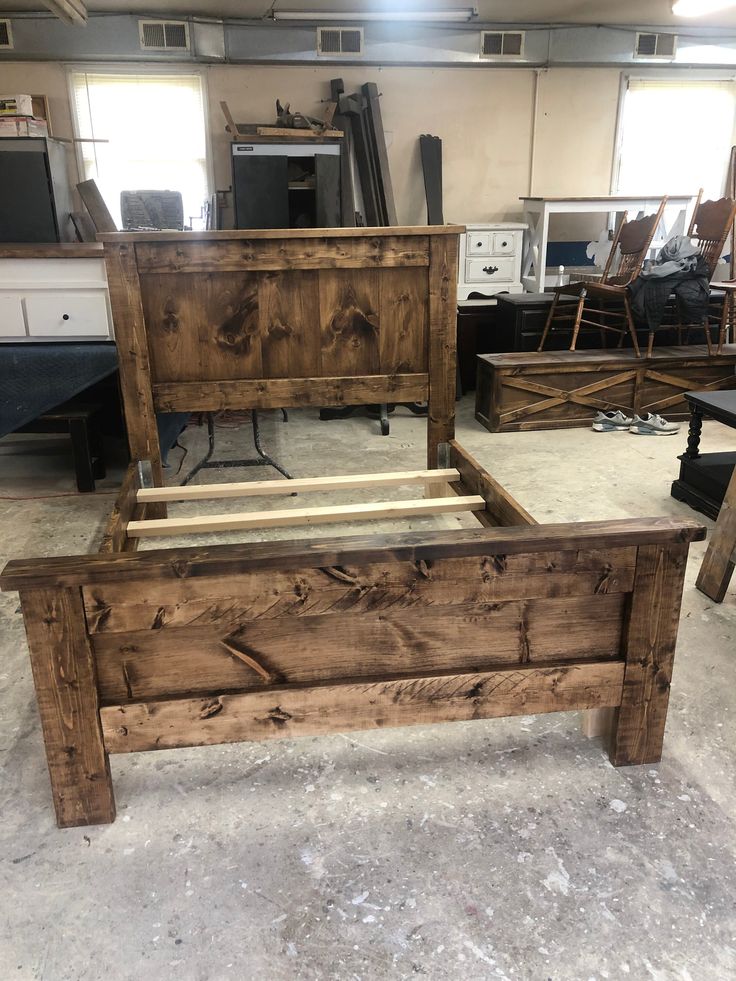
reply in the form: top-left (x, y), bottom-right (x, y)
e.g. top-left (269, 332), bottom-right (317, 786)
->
top-left (101, 660), bottom-right (626, 754)
top-left (126, 495), bottom-right (485, 538)
top-left (137, 468), bottom-right (461, 503)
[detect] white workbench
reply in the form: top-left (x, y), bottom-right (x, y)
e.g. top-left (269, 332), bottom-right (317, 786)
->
top-left (519, 194), bottom-right (695, 294)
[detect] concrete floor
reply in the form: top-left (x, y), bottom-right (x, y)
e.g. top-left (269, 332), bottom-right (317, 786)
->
top-left (1, 397), bottom-right (735, 981)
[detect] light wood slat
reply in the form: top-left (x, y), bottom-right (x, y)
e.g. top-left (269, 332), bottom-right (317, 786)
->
top-left (137, 468), bottom-right (461, 503)
top-left (152, 373), bottom-right (428, 413)
top-left (83, 547), bottom-right (638, 635)
top-left (101, 661), bottom-right (626, 754)
top-left (126, 495), bottom-right (485, 538)
top-left (91, 593), bottom-right (628, 703)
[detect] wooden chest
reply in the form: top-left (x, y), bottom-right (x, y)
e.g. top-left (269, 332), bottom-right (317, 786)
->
top-left (476, 345), bottom-right (736, 433)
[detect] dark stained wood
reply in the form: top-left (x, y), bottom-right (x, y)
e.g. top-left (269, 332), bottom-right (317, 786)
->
top-left (92, 593), bottom-right (627, 703)
top-left (379, 267), bottom-right (428, 373)
top-left (449, 440), bottom-right (537, 527)
top-left (609, 544), bottom-right (689, 766)
top-left (476, 346), bottom-right (736, 433)
top-left (98, 464), bottom-right (142, 554)
top-left (153, 374), bottom-right (428, 413)
top-left (133, 236), bottom-right (430, 274)
top-left (0, 243), bottom-right (103, 258)
top-left (82, 546), bottom-right (638, 635)
top-left (696, 463), bottom-right (736, 602)
top-left (427, 234), bottom-right (459, 466)
top-left (103, 243), bottom-right (165, 502)
top-left (76, 179), bottom-right (117, 234)
top-left (319, 268), bottom-right (380, 375)
top-left (1, 518), bottom-right (706, 593)
top-left (101, 660), bottom-right (626, 754)
top-left (99, 226), bottom-right (457, 242)
top-left (260, 270), bottom-right (321, 378)
top-left (19, 588), bottom-right (115, 827)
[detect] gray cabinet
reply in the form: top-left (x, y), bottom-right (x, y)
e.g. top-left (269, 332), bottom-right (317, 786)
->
top-left (232, 139), bottom-right (342, 230)
top-left (0, 138), bottom-right (74, 243)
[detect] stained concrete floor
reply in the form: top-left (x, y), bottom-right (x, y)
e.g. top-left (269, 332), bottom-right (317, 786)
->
top-left (1, 397), bottom-right (735, 981)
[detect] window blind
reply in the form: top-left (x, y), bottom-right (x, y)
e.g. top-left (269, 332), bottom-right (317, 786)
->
top-left (70, 71), bottom-right (209, 229)
top-left (616, 78), bottom-right (736, 201)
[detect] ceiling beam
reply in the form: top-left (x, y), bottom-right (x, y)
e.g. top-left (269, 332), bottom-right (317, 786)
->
top-left (42, 0), bottom-right (87, 26)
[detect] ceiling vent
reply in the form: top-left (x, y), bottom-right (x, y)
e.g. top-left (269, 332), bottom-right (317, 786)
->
top-left (0, 20), bottom-right (13, 49)
top-left (635, 32), bottom-right (677, 59)
top-left (317, 27), bottom-right (363, 57)
top-left (139, 20), bottom-right (190, 51)
top-left (480, 30), bottom-right (524, 58)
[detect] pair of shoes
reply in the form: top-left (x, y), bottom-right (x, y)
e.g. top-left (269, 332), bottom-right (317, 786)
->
top-left (592, 411), bottom-right (680, 435)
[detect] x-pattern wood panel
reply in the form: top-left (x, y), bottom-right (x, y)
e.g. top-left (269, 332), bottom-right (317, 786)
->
top-left (640, 367), bottom-right (736, 415)
top-left (500, 371), bottom-right (637, 424)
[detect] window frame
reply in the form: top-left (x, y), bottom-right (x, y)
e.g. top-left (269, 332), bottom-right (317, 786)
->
top-left (66, 63), bottom-right (214, 228)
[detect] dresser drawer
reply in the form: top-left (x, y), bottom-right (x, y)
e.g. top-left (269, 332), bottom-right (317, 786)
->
top-left (25, 292), bottom-right (110, 338)
top-left (467, 232), bottom-right (491, 255)
top-left (466, 257), bottom-right (516, 284)
top-left (491, 232), bottom-right (516, 255)
top-left (0, 294), bottom-right (27, 336)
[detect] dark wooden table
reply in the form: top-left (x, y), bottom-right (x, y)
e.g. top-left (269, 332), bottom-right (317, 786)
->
top-left (671, 390), bottom-right (736, 519)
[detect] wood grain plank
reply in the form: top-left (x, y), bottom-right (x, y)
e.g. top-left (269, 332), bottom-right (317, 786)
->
top-left (91, 593), bottom-right (627, 703)
top-left (133, 236), bottom-right (430, 274)
top-left (82, 547), bottom-right (638, 635)
top-left (152, 374), bottom-right (428, 412)
top-left (319, 268), bottom-right (380, 376)
top-left (98, 226), bottom-right (457, 242)
top-left (427, 234), bottom-right (458, 466)
top-left (101, 661), bottom-right (625, 754)
top-left (379, 266), bottom-right (428, 374)
top-left (19, 588), bottom-right (115, 827)
top-left (1, 518), bottom-right (706, 593)
top-left (99, 463), bottom-right (142, 554)
top-left (449, 440), bottom-right (537, 527)
top-left (259, 270), bottom-right (321, 378)
top-left (696, 464), bottom-right (736, 602)
top-left (126, 495), bottom-right (486, 538)
top-left (609, 543), bottom-right (689, 766)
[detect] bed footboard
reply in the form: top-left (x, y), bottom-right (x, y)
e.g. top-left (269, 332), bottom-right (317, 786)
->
top-left (1, 515), bottom-right (704, 828)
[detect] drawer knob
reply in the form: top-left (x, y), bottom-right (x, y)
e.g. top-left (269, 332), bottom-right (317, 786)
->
top-left (501, 241), bottom-right (508, 247)
top-left (62, 314), bottom-right (70, 321)
top-left (482, 265), bottom-right (499, 275)
top-left (476, 241), bottom-right (483, 247)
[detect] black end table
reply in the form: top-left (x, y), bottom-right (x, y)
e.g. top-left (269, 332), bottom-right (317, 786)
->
top-left (671, 390), bottom-right (736, 519)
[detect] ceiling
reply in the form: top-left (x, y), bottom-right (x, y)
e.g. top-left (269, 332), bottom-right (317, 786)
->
top-left (4, 0), bottom-right (736, 27)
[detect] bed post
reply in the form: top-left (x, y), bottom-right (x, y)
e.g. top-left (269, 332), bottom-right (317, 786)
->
top-left (426, 233), bottom-right (458, 468)
top-left (609, 542), bottom-right (689, 766)
top-left (19, 587), bottom-right (115, 827)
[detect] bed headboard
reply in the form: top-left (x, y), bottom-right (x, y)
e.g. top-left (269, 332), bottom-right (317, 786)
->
top-left (101, 226), bottom-right (462, 485)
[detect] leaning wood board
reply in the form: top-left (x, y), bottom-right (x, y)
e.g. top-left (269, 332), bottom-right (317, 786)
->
top-left (0, 437), bottom-right (704, 827)
top-left (476, 346), bottom-right (736, 433)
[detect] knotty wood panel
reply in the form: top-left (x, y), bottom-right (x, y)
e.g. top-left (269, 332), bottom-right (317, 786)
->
top-left (19, 588), bottom-right (115, 827)
top-left (378, 267), bottom-right (428, 374)
top-left (427, 235), bottom-right (458, 465)
top-left (101, 661), bottom-right (626, 754)
top-left (133, 235), bottom-right (430, 274)
top-left (610, 543), bottom-right (689, 765)
top-left (152, 374), bottom-right (428, 413)
top-left (259, 270), bottom-right (322, 378)
top-left (319, 268), bottom-right (380, 376)
top-left (99, 463), bottom-right (141, 554)
top-left (92, 592), bottom-right (627, 703)
top-left (83, 547), bottom-right (638, 634)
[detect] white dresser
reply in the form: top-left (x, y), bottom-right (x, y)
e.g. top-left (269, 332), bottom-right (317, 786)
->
top-left (458, 223), bottom-right (526, 303)
top-left (0, 244), bottom-right (113, 342)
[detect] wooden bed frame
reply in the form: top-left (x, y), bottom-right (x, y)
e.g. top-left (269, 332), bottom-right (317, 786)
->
top-left (0, 228), bottom-right (705, 828)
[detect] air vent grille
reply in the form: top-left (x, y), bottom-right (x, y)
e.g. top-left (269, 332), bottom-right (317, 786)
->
top-left (635, 32), bottom-right (677, 59)
top-left (0, 20), bottom-right (13, 49)
top-left (317, 26), bottom-right (363, 56)
top-left (481, 31), bottom-right (524, 58)
top-left (139, 20), bottom-right (190, 51)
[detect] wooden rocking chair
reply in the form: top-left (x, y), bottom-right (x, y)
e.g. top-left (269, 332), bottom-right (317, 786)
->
top-left (538, 198), bottom-right (667, 358)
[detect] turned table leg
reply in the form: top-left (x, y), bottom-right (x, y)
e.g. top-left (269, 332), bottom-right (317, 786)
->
top-left (685, 406), bottom-right (703, 460)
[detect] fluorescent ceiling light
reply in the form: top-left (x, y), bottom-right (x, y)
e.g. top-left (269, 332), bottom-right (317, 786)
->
top-left (43, 0), bottom-right (87, 25)
top-left (273, 9), bottom-right (477, 22)
top-left (672, 0), bottom-right (736, 16)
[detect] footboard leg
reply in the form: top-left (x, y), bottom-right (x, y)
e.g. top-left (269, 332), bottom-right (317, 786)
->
top-left (19, 587), bottom-right (116, 827)
top-left (609, 544), bottom-right (688, 767)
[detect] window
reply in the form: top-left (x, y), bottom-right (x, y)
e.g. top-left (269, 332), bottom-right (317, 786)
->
top-left (70, 70), bottom-right (209, 229)
top-left (615, 78), bottom-right (736, 200)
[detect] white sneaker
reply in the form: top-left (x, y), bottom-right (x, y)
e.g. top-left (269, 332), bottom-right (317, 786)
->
top-left (592, 411), bottom-right (633, 432)
top-left (629, 413), bottom-right (680, 435)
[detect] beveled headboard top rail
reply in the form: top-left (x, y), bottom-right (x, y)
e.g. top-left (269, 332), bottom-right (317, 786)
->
top-left (98, 225), bottom-right (465, 243)
top-left (0, 517), bottom-right (705, 592)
